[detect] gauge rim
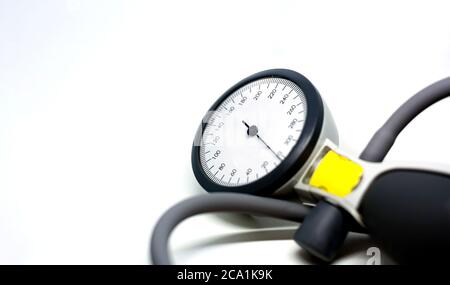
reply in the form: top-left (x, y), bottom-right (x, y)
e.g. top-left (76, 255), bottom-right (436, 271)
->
top-left (191, 69), bottom-right (324, 196)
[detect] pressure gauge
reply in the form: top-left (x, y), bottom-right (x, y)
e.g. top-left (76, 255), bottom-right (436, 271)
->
top-left (192, 69), bottom-right (338, 196)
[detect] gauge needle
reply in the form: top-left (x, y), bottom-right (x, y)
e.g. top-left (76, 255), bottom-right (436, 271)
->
top-left (242, 120), bottom-right (282, 161)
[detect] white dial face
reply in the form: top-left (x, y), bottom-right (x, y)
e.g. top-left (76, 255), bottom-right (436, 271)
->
top-left (200, 77), bottom-right (307, 187)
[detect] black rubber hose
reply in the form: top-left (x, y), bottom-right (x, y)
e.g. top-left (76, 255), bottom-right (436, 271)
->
top-left (360, 77), bottom-right (450, 162)
top-left (151, 193), bottom-right (310, 265)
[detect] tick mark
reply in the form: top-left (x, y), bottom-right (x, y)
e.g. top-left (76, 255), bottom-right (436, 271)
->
top-left (289, 89), bottom-right (293, 94)
top-left (237, 177), bottom-right (241, 184)
top-left (298, 110), bottom-right (304, 114)
top-left (221, 174), bottom-right (224, 181)
top-left (214, 170), bottom-right (219, 176)
top-left (209, 165), bottom-right (215, 170)
top-left (282, 85), bottom-right (287, 91)
top-left (206, 158), bottom-right (212, 162)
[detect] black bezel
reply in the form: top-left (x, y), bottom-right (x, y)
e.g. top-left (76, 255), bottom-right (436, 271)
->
top-left (191, 69), bottom-right (324, 196)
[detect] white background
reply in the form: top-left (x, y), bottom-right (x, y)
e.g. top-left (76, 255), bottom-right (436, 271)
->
top-left (1, 0), bottom-right (449, 265)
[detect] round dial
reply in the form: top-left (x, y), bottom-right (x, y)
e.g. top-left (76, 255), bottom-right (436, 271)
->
top-left (192, 69), bottom-right (324, 196)
top-left (199, 77), bottom-right (307, 187)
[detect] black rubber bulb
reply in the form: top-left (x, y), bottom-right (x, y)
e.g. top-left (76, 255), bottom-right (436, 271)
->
top-left (359, 169), bottom-right (450, 264)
